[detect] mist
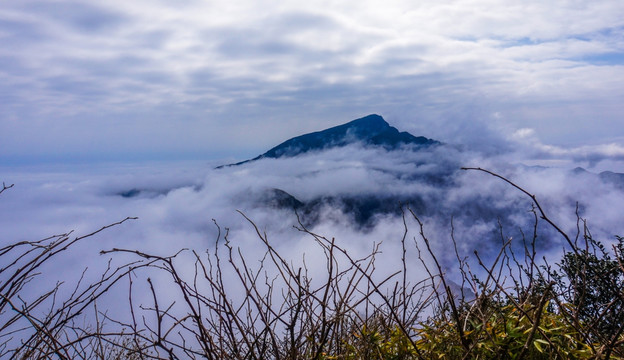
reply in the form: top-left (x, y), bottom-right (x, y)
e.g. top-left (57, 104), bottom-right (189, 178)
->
top-left (2, 137), bottom-right (624, 282)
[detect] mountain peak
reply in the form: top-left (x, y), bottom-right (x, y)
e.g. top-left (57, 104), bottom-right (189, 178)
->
top-left (219, 114), bottom-right (439, 167)
top-left (342, 114), bottom-right (389, 133)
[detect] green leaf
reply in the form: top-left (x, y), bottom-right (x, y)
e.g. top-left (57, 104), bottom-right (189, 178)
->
top-left (533, 339), bottom-right (549, 353)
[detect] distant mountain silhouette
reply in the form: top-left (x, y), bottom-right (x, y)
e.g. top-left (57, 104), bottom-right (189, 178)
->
top-left (573, 167), bottom-right (624, 191)
top-left (218, 114), bottom-right (439, 168)
top-left (599, 171), bottom-right (624, 191)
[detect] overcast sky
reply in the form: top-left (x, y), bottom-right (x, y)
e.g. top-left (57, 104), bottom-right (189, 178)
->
top-left (1, 0), bottom-right (623, 167)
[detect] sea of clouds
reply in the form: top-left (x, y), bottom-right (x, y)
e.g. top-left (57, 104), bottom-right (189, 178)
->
top-left (2, 142), bottom-right (624, 287)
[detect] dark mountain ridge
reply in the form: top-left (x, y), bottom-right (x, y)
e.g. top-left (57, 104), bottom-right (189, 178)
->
top-left (218, 114), bottom-right (439, 168)
top-left (573, 167), bottom-right (624, 191)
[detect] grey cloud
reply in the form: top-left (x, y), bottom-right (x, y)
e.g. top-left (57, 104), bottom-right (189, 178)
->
top-left (0, 1), bottom-right (623, 166)
top-left (135, 29), bottom-right (173, 50)
top-left (208, 14), bottom-right (354, 63)
top-left (43, 75), bottom-right (109, 98)
top-left (269, 11), bottom-right (339, 30)
top-left (0, 55), bottom-right (36, 77)
top-left (0, 17), bottom-right (50, 44)
top-left (16, 1), bottom-right (129, 33)
top-left (215, 36), bottom-right (296, 58)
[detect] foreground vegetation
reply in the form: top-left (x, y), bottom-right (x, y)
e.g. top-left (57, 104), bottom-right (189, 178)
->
top-left (1, 169), bottom-right (624, 359)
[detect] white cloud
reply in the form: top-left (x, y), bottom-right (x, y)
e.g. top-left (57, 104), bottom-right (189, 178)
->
top-left (1, 0), bottom-right (623, 161)
top-left (504, 125), bottom-right (624, 170)
top-left (512, 128), bottom-right (536, 140)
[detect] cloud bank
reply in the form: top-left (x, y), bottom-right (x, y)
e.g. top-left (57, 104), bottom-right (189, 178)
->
top-left (2, 135), bottom-right (624, 351)
top-left (2, 141), bottom-right (623, 273)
